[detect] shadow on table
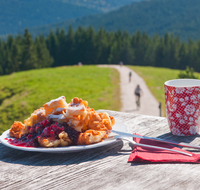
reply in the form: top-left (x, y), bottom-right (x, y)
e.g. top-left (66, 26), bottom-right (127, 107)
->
top-left (156, 132), bottom-right (200, 143)
top-left (156, 132), bottom-right (200, 153)
top-left (0, 140), bottom-right (133, 166)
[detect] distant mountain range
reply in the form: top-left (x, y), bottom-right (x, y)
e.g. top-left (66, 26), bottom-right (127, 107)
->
top-left (59, 0), bottom-right (142, 12)
top-left (25, 0), bottom-right (200, 41)
top-left (1, 0), bottom-right (200, 41)
top-left (0, 0), bottom-right (141, 36)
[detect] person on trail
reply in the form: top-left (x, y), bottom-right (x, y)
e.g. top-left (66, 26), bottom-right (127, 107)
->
top-left (78, 62), bottom-right (82, 66)
top-left (129, 72), bottom-right (132, 82)
top-left (119, 61), bottom-right (123, 67)
top-left (134, 84), bottom-right (142, 109)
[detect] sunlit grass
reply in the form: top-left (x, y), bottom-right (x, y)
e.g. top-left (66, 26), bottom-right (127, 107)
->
top-left (0, 65), bottom-right (120, 134)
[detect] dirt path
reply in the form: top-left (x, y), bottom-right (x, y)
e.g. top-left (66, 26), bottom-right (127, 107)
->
top-left (100, 65), bottom-right (160, 116)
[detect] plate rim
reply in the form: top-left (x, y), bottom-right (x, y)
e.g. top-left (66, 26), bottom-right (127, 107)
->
top-left (0, 121), bottom-right (126, 153)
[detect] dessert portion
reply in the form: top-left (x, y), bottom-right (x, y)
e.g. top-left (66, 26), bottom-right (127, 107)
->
top-left (8, 96), bottom-right (115, 147)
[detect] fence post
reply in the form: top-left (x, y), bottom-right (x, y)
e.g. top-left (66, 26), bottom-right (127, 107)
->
top-left (159, 102), bottom-right (162, 117)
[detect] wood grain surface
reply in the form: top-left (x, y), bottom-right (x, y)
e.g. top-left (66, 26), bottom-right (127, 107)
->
top-left (1, 110), bottom-right (200, 190)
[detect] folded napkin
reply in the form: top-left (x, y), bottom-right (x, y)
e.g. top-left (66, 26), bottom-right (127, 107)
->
top-left (128, 134), bottom-right (200, 163)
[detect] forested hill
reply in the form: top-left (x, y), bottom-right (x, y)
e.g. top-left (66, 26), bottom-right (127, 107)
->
top-left (0, 0), bottom-right (101, 36)
top-left (28, 0), bottom-right (200, 41)
top-left (0, 0), bottom-right (142, 36)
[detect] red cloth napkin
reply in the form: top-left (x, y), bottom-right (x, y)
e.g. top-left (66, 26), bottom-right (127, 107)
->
top-left (128, 134), bottom-right (200, 163)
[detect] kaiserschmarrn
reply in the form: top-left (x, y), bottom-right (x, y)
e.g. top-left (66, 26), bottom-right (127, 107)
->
top-left (8, 96), bottom-right (115, 147)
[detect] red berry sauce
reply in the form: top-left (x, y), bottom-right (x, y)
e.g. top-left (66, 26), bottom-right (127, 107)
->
top-left (8, 119), bottom-right (80, 147)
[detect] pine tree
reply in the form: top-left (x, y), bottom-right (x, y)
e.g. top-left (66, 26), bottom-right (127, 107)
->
top-left (178, 42), bottom-right (188, 70)
top-left (7, 35), bottom-right (14, 49)
top-left (65, 25), bottom-right (75, 65)
top-left (194, 40), bottom-right (200, 72)
top-left (131, 31), bottom-right (150, 65)
top-left (84, 26), bottom-right (96, 65)
top-left (144, 38), bottom-right (155, 66)
top-left (35, 36), bottom-right (54, 68)
top-left (46, 30), bottom-right (59, 67)
top-left (11, 42), bottom-right (20, 72)
top-left (108, 30), bottom-right (123, 64)
top-left (20, 28), bottom-right (37, 70)
top-left (162, 33), bottom-right (171, 68)
top-left (108, 41), bottom-right (120, 64)
top-left (4, 46), bottom-right (13, 74)
top-left (95, 27), bottom-right (110, 64)
top-left (0, 42), bottom-right (7, 75)
top-left (120, 31), bottom-right (134, 65)
top-left (155, 37), bottom-right (165, 67)
top-left (0, 65), bottom-right (3, 75)
top-left (187, 38), bottom-right (196, 70)
top-left (57, 28), bottom-right (67, 66)
top-left (169, 35), bottom-right (180, 69)
top-left (0, 40), bottom-right (4, 75)
top-left (73, 26), bottom-right (87, 64)
top-left (144, 34), bottom-right (159, 67)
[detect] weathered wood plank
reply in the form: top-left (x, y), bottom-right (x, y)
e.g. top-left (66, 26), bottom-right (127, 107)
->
top-left (1, 110), bottom-right (200, 190)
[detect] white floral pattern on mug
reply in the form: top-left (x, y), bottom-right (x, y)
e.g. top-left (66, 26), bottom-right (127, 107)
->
top-left (189, 126), bottom-right (199, 135)
top-left (184, 105), bottom-right (196, 115)
top-left (175, 88), bottom-right (185, 94)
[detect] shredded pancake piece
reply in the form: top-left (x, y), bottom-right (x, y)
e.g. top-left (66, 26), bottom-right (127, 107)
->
top-left (9, 121), bottom-right (28, 138)
top-left (77, 129), bottom-right (107, 145)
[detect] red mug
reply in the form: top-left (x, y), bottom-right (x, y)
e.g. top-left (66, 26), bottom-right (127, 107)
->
top-left (165, 79), bottom-right (200, 136)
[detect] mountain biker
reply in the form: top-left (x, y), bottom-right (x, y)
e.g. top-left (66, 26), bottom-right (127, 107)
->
top-left (129, 72), bottom-right (132, 82)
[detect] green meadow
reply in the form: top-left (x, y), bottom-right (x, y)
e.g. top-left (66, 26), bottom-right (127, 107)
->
top-left (2, 64), bottom-right (199, 134)
top-left (0, 66), bottom-right (120, 134)
top-left (129, 66), bottom-right (200, 116)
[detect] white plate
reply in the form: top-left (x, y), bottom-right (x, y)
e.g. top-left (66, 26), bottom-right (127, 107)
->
top-left (0, 122), bottom-right (127, 153)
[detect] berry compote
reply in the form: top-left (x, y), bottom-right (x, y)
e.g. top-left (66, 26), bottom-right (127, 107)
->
top-left (8, 119), bottom-right (80, 147)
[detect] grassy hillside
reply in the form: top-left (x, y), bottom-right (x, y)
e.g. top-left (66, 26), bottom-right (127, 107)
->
top-left (28, 0), bottom-right (200, 41)
top-left (0, 66), bottom-right (120, 134)
top-left (129, 66), bottom-right (200, 116)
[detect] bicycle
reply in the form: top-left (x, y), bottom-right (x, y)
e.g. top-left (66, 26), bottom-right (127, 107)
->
top-left (136, 95), bottom-right (140, 109)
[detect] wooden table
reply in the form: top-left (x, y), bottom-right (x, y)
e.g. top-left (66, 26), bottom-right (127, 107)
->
top-left (1, 110), bottom-right (200, 190)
